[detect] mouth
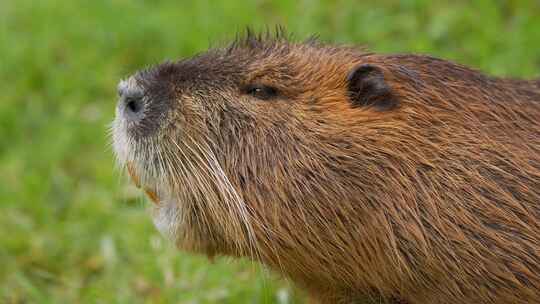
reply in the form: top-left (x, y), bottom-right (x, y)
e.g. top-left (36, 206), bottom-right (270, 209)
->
top-left (127, 161), bottom-right (160, 205)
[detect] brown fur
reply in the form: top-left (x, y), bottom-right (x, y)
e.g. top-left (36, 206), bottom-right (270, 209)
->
top-left (113, 32), bottom-right (540, 304)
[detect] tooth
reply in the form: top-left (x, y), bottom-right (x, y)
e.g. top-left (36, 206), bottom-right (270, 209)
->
top-left (144, 188), bottom-right (160, 204)
top-left (127, 162), bottom-right (141, 188)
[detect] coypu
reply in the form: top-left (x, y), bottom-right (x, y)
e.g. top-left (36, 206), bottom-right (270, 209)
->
top-left (111, 31), bottom-right (540, 304)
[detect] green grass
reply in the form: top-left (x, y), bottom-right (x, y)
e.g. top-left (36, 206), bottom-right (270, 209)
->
top-left (1, 0), bottom-right (539, 303)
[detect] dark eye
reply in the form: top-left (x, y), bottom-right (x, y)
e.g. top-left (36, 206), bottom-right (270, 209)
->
top-left (244, 84), bottom-right (278, 100)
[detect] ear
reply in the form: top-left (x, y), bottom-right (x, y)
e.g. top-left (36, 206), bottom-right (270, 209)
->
top-left (346, 64), bottom-right (398, 110)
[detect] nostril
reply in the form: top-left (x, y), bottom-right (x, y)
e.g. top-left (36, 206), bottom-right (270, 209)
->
top-left (125, 97), bottom-right (143, 114)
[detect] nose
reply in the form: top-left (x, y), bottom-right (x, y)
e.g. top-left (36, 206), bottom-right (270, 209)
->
top-left (115, 75), bottom-right (171, 138)
top-left (124, 96), bottom-right (144, 115)
top-left (118, 89), bottom-right (145, 123)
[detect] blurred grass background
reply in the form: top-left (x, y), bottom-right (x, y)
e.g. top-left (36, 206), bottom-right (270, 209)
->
top-left (1, 0), bottom-right (539, 303)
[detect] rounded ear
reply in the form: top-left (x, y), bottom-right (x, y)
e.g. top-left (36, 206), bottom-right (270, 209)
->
top-left (346, 64), bottom-right (399, 110)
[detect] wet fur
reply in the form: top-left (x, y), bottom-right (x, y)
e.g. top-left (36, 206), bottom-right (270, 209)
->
top-left (112, 32), bottom-right (540, 303)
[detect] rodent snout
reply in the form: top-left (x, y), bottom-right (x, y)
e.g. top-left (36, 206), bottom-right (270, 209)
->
top-left (115, 77), bottom-right (170, 139)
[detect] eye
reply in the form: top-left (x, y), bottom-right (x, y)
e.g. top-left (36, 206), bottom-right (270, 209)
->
top-left (244, 84), bottom-right (279, 100)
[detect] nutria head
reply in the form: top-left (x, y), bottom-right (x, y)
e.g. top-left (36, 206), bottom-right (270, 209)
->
top-left (111, 32), bottom-right (391, 254)
top-left (112, 32), bottom-right (540, 303)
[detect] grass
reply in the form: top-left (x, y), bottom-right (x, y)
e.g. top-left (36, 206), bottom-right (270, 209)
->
top-left (1, 0), bottom-right (539, 303)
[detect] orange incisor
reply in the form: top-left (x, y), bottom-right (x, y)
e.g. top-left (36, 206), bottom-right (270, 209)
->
top-left (127, 162), bottom-right (159, 204)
